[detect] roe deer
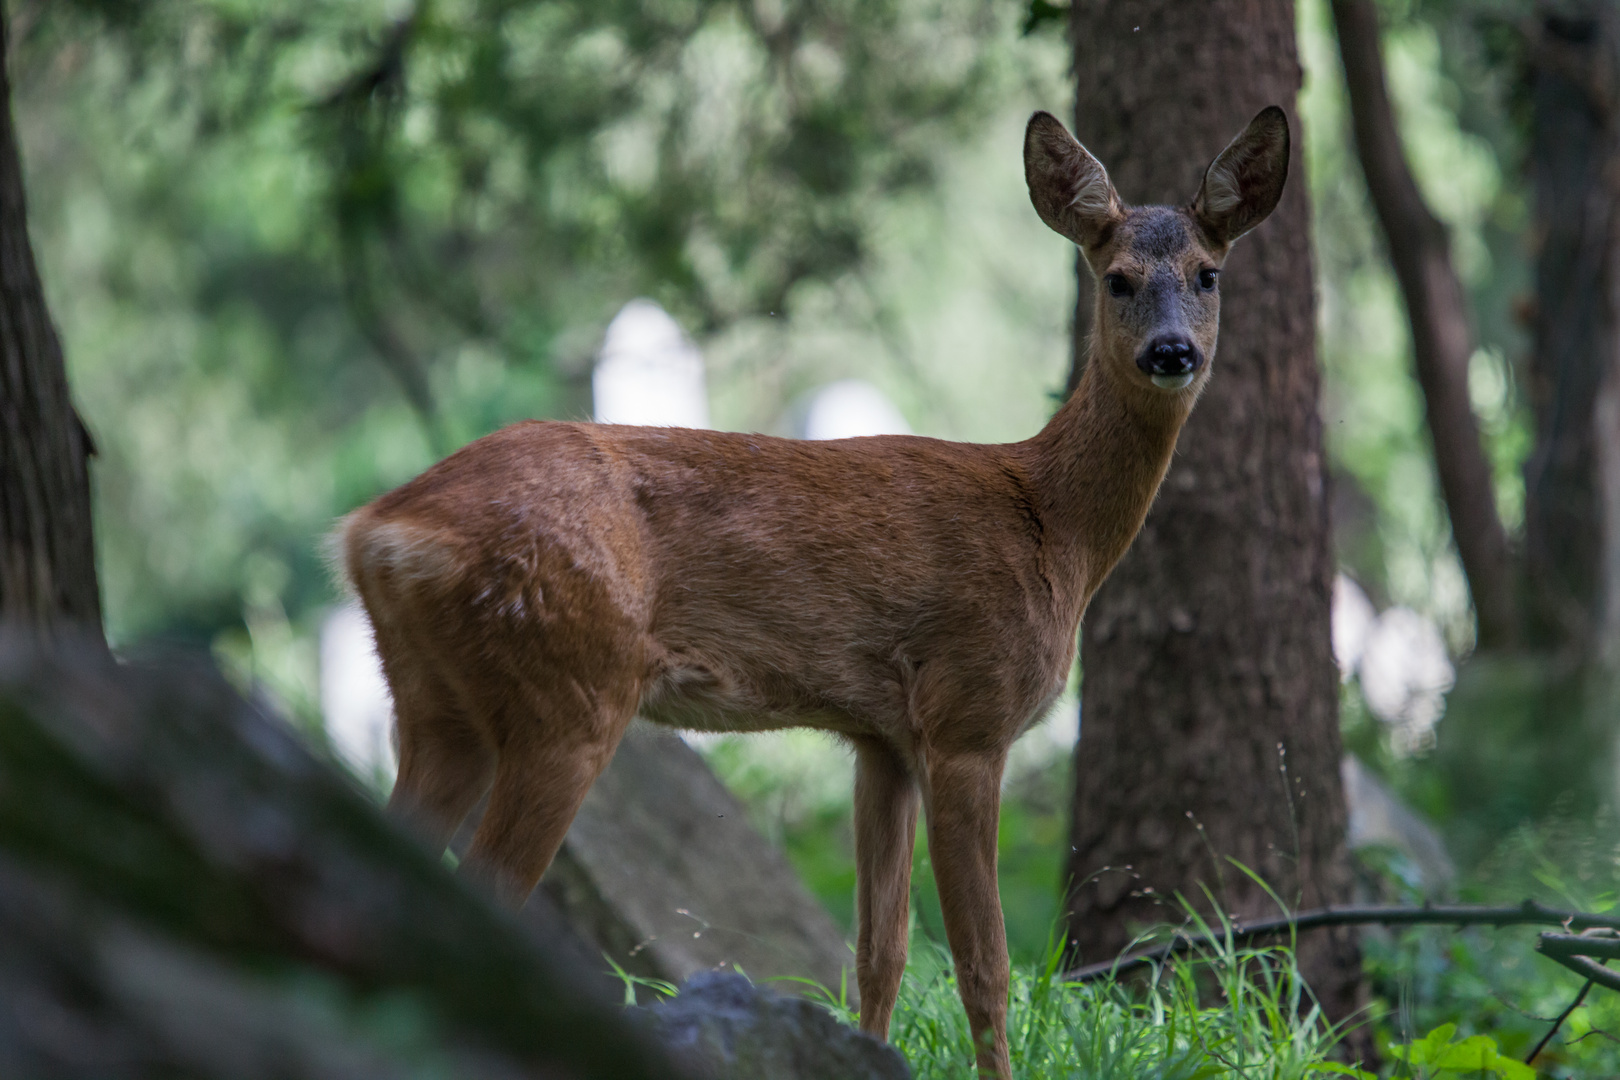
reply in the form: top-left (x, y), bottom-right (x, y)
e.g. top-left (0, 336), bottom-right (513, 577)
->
top-left (340, 106), bottom-right (1289, 1079)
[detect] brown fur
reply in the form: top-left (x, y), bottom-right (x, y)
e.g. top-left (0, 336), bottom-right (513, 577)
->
top-left (340, 107), bottom-right (1289, 1079)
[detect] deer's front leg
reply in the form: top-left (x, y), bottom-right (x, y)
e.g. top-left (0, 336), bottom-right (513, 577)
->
top-left (853, 737), bottom-right (920, 1038)
top-left (924, 748), bottom-right (1011, 1080)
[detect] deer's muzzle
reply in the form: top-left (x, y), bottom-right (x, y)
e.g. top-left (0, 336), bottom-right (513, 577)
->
top-left (1136, 334), bottom-right (1203, 389)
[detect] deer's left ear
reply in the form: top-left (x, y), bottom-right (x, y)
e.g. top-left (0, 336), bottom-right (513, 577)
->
top-left (1192, 105), bottom-right (1290, 247)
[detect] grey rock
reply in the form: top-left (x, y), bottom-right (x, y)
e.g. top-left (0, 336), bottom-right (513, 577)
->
top-left (641, 972), bottom-right (910, 1080)
top-left (1342, 754), bottom-right (1455, 893)
top-left (540, 723), bottom-right (857, 1004)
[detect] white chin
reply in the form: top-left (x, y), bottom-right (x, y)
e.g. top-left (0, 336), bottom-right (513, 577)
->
top-left (1151, 373), bottom-right (1195, 391)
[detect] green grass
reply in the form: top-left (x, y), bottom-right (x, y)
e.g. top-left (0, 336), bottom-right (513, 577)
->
top-left (803, 922), bottom-right (1366, 1080)
top-left (628, 889), bottom-right (1604, 1078)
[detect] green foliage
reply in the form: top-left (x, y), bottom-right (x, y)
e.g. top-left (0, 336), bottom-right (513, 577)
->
top-left (1356, 815), bottom-right (1620, 1079)
top-left (1388, 1025), bottom-right (1534, 1080)
top-left (1419, 656), bottom-right (1615, 865)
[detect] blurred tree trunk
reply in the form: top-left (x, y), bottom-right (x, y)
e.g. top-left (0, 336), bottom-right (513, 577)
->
top-left (1522, 3), bottom-right (1620, 667)
top-left (1330, 0), bottom-right (1518, 650)
top-left (1514, 2), bottom-right (1620, 806)
top-left (1062, 0), bottom-right (1361, 1022)
top-left (0, 4), bottom-right (101, 641)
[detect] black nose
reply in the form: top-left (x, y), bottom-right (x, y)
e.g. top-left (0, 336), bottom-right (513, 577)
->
top-left (1136, 335), bottom-right (1202, 377)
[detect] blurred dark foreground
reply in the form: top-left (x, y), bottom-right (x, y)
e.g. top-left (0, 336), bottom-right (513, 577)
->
top-left (0, 637), bottom-right (910, 1080)
top-left (0, 637), bottom-right (681, 1079)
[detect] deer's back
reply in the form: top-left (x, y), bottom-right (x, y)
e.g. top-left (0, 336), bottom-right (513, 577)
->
top-left (345, 420), bottom-right (1080, 747)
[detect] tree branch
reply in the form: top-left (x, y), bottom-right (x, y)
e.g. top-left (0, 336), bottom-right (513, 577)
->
top-left (1537, 948), bottom-right (1620, 993)
top-left (1062, 901), bottom-right (1620, 983)
top-left (1330, 0), bottom-right (1519, 649)
top-left (1539, 930), bottom-right (1620, 962)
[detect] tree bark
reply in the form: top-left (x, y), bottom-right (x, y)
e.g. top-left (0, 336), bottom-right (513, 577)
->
top-left (1331, 0), bottom-right (1519, 651)
top-left (0, 4), bottom-right (101, 640)
top-left (1062, 0), bottom-right (1361, 1021)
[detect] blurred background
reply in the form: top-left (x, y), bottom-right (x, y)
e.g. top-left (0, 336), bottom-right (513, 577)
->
top-left (12, 0), bottom-right (1620, 1050)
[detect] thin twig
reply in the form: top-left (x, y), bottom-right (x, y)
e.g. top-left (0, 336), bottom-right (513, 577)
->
top-left (1568, 1026), bottom-right (1620, 1047)
top-left (1526, 976), bottom-right (1596, 1065)
top-left (1062, 900), bottom-right (1620, 983)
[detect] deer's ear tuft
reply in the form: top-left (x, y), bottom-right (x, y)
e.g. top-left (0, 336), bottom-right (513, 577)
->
top-left (1024, 111), bottom-right (1124, 251)
top-left (1193, 105), bottom-right (1290, 246)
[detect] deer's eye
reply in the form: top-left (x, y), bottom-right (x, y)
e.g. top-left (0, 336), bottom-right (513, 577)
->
top-left (1197, 268), bottom-right (1219, 291)
top-left (1105, 274), bottom-right (1133, 298)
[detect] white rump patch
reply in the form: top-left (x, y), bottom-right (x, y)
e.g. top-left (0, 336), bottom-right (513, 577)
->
top-left (351, 519), bottom-right (463, 587)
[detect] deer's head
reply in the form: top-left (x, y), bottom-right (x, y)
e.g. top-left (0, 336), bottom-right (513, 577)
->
top-left (1024, 107), bottom-right (1289, 400)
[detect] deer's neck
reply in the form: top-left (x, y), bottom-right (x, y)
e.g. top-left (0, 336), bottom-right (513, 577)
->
top-left (1025, 354), bottom-right (1192, 605)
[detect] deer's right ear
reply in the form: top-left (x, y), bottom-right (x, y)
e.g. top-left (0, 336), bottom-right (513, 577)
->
top-left (1024, 111), bottom-right (1124, 252)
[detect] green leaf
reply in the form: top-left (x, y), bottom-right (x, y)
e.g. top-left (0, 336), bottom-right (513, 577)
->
top-left (1390, 1025), bottom-right (1537, 1079)
top-left (1491, 1058), bottom-right (1537, 1080)
top-left (1403, 1022), bottom-right (1458, 1063)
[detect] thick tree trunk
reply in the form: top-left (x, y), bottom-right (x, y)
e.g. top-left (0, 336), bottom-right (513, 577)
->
top-left (1062, 0), bottom-right (1361, 1020)
top-left (1331, 0), bottom-right (1518, 651)
top-left (0, 6), bottom-right (101, 639)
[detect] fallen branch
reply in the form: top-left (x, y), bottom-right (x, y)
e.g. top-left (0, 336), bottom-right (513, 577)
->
top-left (1063, 901), bottom-right (1620, 983)
top-left (1537, 932), bottom-right (1620, 994)
top-left (1539, 930), bottom-right (1620, 963)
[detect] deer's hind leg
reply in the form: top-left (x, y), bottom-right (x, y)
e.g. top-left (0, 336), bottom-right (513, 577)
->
top-left (379, 626), bottom-right (496, 854)
top-left (853, 736), bottom-right (920, 1038)
top-left (458, 649), bottom-right (644, 910)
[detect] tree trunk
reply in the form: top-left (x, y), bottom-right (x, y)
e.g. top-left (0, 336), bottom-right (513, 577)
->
top-left (1466, 2), bottom-right (1620, 814)
top-left (0, 4), bottom-right (101, 640)
top-left (1062, 0), bottom-right (1361, 1021)
top-left (1523, 3), bottom-right (1620, 665)
top-left (1331, 0), bottom-right (1518, 651)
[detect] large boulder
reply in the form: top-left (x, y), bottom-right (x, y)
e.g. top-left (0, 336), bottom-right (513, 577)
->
top-left (540, 724), bottom-right (857, 1004)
